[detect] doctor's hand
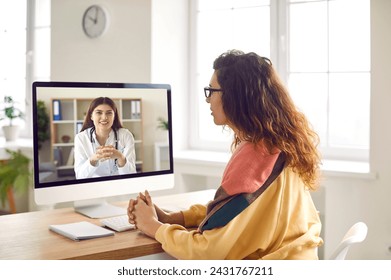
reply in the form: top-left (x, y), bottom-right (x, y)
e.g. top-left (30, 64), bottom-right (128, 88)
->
top-left (90, 145), bottom-right (126, 167)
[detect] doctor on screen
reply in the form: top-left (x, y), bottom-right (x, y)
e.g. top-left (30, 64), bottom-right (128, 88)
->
top-left (74, 97), bottom-right (137, 179)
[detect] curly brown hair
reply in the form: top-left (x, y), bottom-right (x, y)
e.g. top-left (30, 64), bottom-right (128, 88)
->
top-left (213, 50), bottom-right (321, 190)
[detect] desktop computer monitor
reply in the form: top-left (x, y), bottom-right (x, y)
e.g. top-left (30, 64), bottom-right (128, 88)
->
top-left (32, 81), bottom-right (174, 218)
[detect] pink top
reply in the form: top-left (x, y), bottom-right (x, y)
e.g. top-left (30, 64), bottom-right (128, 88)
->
top-left (221, 141), bottom-right (280, 195)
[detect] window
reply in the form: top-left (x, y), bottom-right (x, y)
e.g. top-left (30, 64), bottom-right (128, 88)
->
top-left (190, 0), bottom-right (370, 162)
top-left (0, 0), bottom-right (50, 138)
top-left (0, 2), bottom-right (27, 130)
top-left (190, 0), bottom-right (271, 151)
top-left (287, 0), bottom-right (370, 161)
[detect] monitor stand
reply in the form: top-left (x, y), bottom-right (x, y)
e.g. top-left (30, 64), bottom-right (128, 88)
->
top-left (74, 199), bottom-right (127, 219)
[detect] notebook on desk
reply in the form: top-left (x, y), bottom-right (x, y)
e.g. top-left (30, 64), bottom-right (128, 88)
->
top-left (49, 221), bottom-right (114, 241)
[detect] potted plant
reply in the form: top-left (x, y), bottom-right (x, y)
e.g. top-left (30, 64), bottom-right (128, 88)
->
top-left (0, 149), bottom-right (31, 214)
top-left (157, 117), bottom-right (169, 143)
top-left (0, 96), bottom-right (25, 141)
top-left (157, 117), bottom-right (169, 131)
top-left (36, 100), bottom-right (50, 149)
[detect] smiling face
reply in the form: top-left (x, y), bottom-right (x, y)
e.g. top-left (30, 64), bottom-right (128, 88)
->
top-left (91, 104), bottom-right (115, 133)
top-left (206, 71), bottom-right (228, 126)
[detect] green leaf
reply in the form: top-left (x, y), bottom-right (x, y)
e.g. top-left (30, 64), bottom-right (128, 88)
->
top-left (0, 149), bottom-right (31, 207)
top-left (13, 174), bottom-right (29, 192)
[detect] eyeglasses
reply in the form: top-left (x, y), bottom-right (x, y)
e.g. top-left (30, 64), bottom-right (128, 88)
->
top-left (204, 87), bottom-right (223, 98)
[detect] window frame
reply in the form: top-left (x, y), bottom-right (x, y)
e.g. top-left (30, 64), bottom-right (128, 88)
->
top-left (0, 0), bottom-right (50, 140)
top-left (189, 0), bottom-right (370, 162)
top-left (282, 0), bottom-right (370, 162)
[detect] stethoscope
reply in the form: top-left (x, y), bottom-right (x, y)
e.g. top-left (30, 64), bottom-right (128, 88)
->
top-left (89, 127), bottom-right (119, 174)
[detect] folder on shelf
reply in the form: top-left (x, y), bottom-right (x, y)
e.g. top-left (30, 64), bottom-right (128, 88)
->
top-left (136, 100), bottom-right (141, 118)
top-left (130, 100), bottom-right (141, 119)
top-left (66, 147), bottom-right (75, 166)
top-left (131, 100), bottom-right (137, 119)
top-left (76, 122), bottom-right (83, 134)
top-left (52, 100), bottom-right (62, 120)
top-left (49, 221), bottom-right (114, 241)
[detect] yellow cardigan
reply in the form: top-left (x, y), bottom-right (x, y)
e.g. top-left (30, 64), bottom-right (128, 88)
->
top-left (155, 167), bottom-right (323, 260)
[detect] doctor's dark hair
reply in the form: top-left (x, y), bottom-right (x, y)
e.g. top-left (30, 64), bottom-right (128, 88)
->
top-left (80, 97), bottom-right (123, 132)
top-left (213, 50), bottom-right (321, 190)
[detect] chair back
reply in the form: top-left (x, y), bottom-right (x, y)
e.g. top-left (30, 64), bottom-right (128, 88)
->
top-left (329, 222), bottom-right (368, 260)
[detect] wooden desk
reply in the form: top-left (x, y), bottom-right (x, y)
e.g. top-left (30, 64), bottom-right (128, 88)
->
top-left (0, 189), bottom-right (216, 260)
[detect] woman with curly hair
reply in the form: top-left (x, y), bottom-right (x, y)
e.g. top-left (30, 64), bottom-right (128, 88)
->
top-left (128, 50), bottom-right (323, 259)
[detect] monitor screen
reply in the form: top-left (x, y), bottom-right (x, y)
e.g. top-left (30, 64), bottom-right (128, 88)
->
top-left (32, 81), bottom-right (174, 218)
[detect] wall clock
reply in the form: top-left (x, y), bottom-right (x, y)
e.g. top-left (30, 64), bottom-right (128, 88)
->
top-left (82, 5), bottom-right (108, 38)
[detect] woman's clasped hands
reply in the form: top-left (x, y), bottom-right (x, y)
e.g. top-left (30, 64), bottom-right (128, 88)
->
top-left (127, 190), bottom-right (186, 238)
top-left (127, 190), bottom-right (162, 238)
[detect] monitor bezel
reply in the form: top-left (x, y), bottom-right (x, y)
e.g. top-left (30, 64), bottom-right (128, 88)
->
top-left (32, 81), bottom-right (174, 205)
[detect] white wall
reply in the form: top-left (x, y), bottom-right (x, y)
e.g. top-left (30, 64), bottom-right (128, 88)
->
top-left (51, 0), bottom-right (152, 83)
top-left (49, 0), bottom-right (391, 259)
top-left (51, 0), bottom-right (188, 152)
top-left (150, 0), bottom-right (189, 152)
